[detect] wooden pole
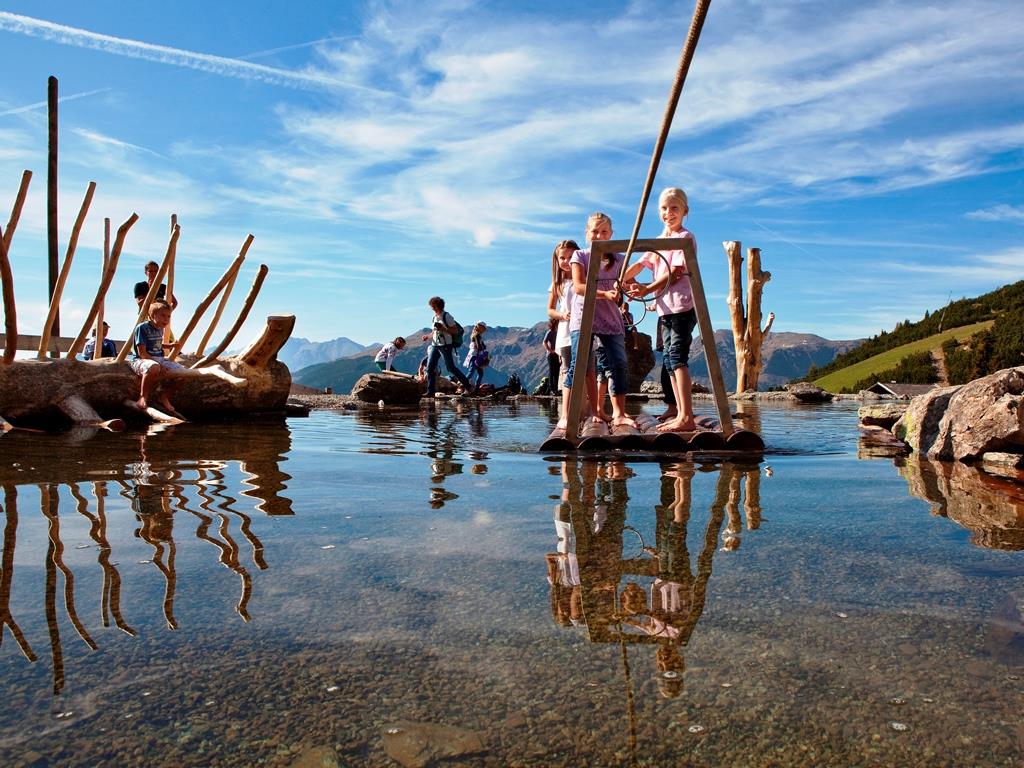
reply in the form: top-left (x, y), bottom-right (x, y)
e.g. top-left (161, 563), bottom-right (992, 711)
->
top-left (0, 224), bottom-right (15, 364)
top-left (724, 241), bottom-right (747, 393)
top-left (564, 245), bottom-right (604, 437)
top-left (114, 224), bottom-right (179, 363)
top-left (68, 213), bottom-right (138, 358)
top-left (47, 76), bottom-right (60, 349)
top-left (93, 218), bottom-right (110, 360)
top-left (169, 234), bottom-right (252, 361)
top-left (165, 214), bottom-right (177, 344)
top-left (3, 170), bottom-right (33, 254)
top-left (194, 263), bottom-right (240, 357)
top-left (192, 264), bottom-right (268, 368)
top-left (722, 241), bottom-right (772, 393)
top-left (37, 182), bottom-right (96, 359)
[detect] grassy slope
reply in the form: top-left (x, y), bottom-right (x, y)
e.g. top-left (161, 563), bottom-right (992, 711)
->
top-left (812, 320), bottom-right (993, 392)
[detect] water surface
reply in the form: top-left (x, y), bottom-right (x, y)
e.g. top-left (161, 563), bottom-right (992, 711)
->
top-left (1, 401), bottom-right (1022, 767)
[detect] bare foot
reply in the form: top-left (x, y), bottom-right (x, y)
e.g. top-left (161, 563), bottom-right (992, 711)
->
top-left (595, 412), bottom-right (612, 423)
top-left (657, 417), bottom-right (696, 433)
top-left (612, 415), bottom-right (637, 428)
top-left (656, 408), bottom-right (678, 422)
top-left (136, 397), bottom-right (148, 410)
top-left (555, 419), bottom-right (568, 430)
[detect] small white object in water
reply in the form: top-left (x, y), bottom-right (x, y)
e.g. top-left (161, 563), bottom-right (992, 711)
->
top-left (386, 727), bottom-right (403, 735)
top-left (326, 685), bottom-right (339, 692)
top-left (889, 697), bottom-right (907, 706)
top-left (75, 544), bottom-right (90, 549)
top-left (321, 545), bottom-right (336, 550)
top-left (688, 725), bottom-right (705, 734)
top-left (764, 465), bottom-right (773, 477)
top-left (889, 721), bottom-right (909, 732)
top-left (378, 400), bottom-right (385, 408)
top-left (836, 612), bottom-right (848, 619)
top-left (137, 560), bottom-right (152, 565)
top-left (661, 671), bottom-right (680, 680)
top-left (142, 692), bottom-right (152, 697)
top-left (922, 697), bottom-right (934, 703)
top-left (721, 682), bottom-right (733, 688)
top-left (55, 711), bottom-right (74, 719)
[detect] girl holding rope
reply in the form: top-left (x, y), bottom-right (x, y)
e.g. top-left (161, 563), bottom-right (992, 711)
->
top-left (624, 187), bottom-right (697, 432)
top-left (564, 213), bottom-right (635, 429)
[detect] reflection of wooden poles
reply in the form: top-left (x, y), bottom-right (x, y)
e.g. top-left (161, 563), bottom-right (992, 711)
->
top-left (136, 486), bottom-right (178, 630)
top-left (47, 76), bottom-right (60, 344)
top-left (218, 513), bottom-right (252, 621)
top-left (0, 485), bottom-right (37, 661)
top-left (92, 482), bottom-right (135, 635)
top-left (742, 468), bottom-right (762, 530)
top-left (37, 182), bottom-right (96, 358)
top-left (724, 241), bottom-right (774, 394)
top-left (115, 224), bottom-right (180, 363)
top-left (69, 213), bottom-right (138, 359)
top-left (192, 264), bottom-right (268, 368)
top-left (41, 484), bottom-right (98, 651)
top-left (1, 172), bottom-right (33, 365)
top-left (169, 235), bottom-right (251, 361)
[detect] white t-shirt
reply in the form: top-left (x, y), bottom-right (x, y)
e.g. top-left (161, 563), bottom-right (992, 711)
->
top-left (374, 342), bottom-right (398, 370)
top-left (554, 281), bottom-right (573, 349)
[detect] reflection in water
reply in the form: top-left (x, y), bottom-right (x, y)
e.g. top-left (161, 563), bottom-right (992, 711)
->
top-left (0, 423), bottom-right (294, 695)
top-left (549, 458), bottom-right (764, 760)
top-left (896, 455), bottom-right (1024, 550)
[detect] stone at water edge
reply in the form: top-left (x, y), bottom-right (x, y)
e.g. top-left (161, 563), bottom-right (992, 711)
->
top-left (937, 366), bottom-right (1024, 462)
top-left (349, 372), bottom-right (423, 405)
top-left (858, 402), bottom-right (909, 429)
top-left (784, 382), bottom-right (833, 402)
top-left (891, 385), bottom-right (960, 457)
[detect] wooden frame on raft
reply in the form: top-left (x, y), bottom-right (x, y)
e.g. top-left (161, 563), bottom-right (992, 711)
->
top-left (561, 236), bottom-right (735, 447)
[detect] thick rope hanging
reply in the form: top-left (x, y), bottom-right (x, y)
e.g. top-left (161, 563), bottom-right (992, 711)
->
top-left (618, 0), bottom-right (712, 283)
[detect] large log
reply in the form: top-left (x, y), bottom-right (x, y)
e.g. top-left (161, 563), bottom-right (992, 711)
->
top-left (723, 241), bottom-right (773, 393)
top-left (0, 315), bottom-right (295, 429)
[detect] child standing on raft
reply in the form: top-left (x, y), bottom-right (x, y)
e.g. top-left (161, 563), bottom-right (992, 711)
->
top-left (625, 187), bottom-right (697, 432)
top-left (562, 213), bottom-right (635, 430)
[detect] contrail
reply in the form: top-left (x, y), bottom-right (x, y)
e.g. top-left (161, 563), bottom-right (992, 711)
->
top-left (0, 11), bottom-right (393, 97)
top-left (239, 35), bottom-right (356, 61)
top-left (0, 87), bottom-right (110, 117)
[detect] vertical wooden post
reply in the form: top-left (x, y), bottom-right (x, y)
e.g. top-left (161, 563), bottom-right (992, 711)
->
top-left (0, 224), bottom-right (15, 364)
top-left (564, 245), bottom-right (604, 438)
top-left (94, 218), bottom-right (110, 359)
top-left (47, 76), bottom-right (60, 351)
top-left (723, 240), bottom-right (773, 394)
top-left (165, 214), bottom-right (177, 344)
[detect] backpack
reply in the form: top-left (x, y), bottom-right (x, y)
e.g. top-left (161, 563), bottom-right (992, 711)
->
top-left (474, 348), bottom-right (490, 367)
top-left (445, 312), bottom-right (465, 348)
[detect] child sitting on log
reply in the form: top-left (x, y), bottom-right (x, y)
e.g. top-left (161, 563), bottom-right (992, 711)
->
top-left (129, 301), bottom-right (186, 418)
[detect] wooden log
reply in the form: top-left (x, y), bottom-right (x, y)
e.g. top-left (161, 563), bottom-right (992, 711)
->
top-left (724, 240), bottom-right (748, 393)
top-left (115, 224), bottom-right (179, 363)
top-left (170, 235), bottom-right (251, 361)
top-left (3, 170), bottom-right (32, 254)
top-left (744, 246), bottom-right (773, 392)
top-left (539, 427), bottom-right (576, 451)
top-left (47, 76), bottom-right (59, 345)
top-left (37, 181), bottom-right (96, 358)
top-left (192, 264), bottom-right (268, 369)
top-left (0, 223), bottom-right (15, 364)
top-left (164, 214), bottom-right (177, 344)
top-left (69, 213), bottom-right (138, 359)
top-left (194, 258), bottom-right (241, 357)
top-left (237, 314), bottom-right (296, 367)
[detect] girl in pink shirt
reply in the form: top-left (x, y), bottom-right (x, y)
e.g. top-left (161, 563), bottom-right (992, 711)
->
top-left (625, 187), bottom-right (698, 432)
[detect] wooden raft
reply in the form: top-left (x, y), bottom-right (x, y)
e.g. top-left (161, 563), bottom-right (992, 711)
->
top-left (540, 236), bottom-right (764, 455)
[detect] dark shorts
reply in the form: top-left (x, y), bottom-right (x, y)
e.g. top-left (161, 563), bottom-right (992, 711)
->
top-left (662, 309), bottom-right (697, 372)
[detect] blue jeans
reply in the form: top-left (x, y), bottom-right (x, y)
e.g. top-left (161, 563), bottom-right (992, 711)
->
top-left (426, 344), bottom-right (471, 395)
top-left (564, 331), bottom-right (628, 395)
top-left (662, 309), bottom-right (696, 372)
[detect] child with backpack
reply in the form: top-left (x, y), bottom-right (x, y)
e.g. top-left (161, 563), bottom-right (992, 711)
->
top-left (463, 322), bottom-right (490, 390)
top-left (421, 296), bottom-right (474, 396)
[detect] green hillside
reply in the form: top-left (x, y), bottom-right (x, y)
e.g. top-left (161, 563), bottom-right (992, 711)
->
top-left (812, 321), bottom-right (994, 392)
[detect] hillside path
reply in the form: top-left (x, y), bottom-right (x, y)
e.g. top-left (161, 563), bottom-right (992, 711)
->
top-left (932, 348), bottom-right (949, 386)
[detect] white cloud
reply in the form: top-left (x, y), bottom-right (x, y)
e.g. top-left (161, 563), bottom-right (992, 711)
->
top-left (966, 204), bottom-right (1024, 223)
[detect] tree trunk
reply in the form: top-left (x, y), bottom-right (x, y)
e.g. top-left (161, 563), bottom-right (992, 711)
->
top-left (723, 241), bottom-right (773, 393)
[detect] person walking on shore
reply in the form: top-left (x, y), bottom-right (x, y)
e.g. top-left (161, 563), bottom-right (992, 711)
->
top-left (422, 296), bottom-right (473, 397)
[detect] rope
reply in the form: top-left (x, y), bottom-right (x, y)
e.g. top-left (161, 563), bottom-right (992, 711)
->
top-left (618, 0), bottom-right (712, 284)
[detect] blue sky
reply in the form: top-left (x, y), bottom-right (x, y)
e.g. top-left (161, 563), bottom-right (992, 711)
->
top-left (0, 0), bottom-right (1022, 350)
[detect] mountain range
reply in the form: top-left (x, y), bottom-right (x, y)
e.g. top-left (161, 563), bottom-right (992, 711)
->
top-left (277, 336), bottom-right (368, 372)
top-left (290, 324), bottom-right (862, 394)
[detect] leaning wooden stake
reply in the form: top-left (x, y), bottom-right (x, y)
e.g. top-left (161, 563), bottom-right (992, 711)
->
top-left (723, 241), bottom-right (774, 394)
top-left (114, 224), bottom-right (179, 363)
top-left (195, 261), bottom-right (241, 357)
top-left (37, 182), bottom-right (96, 359)
top-left (3, 170), bottom-right (32, 254)
top-left (0, 224), bottom-right (15, 365)
top-left (68, 213), bottom-right (139, 359)
top-left (192, 264), bottom-right (268, 368)
top-left (93, 218), bottom-right (110, 360)
top-left (164, 213), bottom-right (177, 344)
top-left (169, 234), bottom-right (252, 361)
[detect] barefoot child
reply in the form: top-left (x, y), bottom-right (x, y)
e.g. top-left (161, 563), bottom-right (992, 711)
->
top-left (547, 239), bottom-right (598, 425)
top-left (624, 187), bottom-right (697, 432)
top-left (129, 301), bottom-right (186, 417)
top-left (563, 213), bottom-right (634, 429)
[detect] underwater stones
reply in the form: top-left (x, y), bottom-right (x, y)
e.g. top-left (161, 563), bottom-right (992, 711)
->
top-left (381, 721), bottom-right (486, 768)
top-left (350, 372), bottom-right (423, 405)
top-left (288, 745), bottom-right (339, 768)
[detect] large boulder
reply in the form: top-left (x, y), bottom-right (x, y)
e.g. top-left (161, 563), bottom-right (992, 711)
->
top-left (785, 381), bottom-right (833, 402)
top-left (893, 367), bottom-right (1024, 461)
top-left (350, 372), bottom-right (423, 404)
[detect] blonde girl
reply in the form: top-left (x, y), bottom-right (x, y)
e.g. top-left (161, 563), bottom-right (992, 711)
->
top-left (563, 212), bottom-right (635, 429)
top-left (624, 187), bottom-right (697, 432)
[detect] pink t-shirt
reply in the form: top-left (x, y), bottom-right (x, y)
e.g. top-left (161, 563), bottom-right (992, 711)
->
top-left (639, 227), bottom-right (696, 316)
top-left (569, 248), bottom-right (625, 335)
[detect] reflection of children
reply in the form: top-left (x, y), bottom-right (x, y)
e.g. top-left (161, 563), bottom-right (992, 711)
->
top-left (563, 214), bottom-right (634, 429)
top-left (375, 337), bottom-right (406, 371)
top-left (625, 187), bottom-right (697, 432)
top-left (463, 322), bottom-right (489, 389)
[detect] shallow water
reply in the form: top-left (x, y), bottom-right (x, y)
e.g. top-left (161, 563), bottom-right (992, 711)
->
top-left (0, 401), bottom-right (1022, 767)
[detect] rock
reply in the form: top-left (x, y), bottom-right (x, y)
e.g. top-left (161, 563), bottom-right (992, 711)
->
top-left (858, 402), bottom-right (908, 429)
top-left (982, 452), bottom-right (1024, 469)
top-left (858, 424), bottom-right (909, 456)
top-left (639, 380), bottom-right (663, 395)
top-left (349, 373), bottom-right (423, 405)
top-left (784, 382), bottom-right (833, 402)
top-left (891, 385), bottom-right (960, 456)
top-left (289, 745), bottom-right (339, 768)
top-left (382, 721), bottom-right (486, 768)
top-left (857, 390), bottom-right (884, 400)
top-left (984, 591), bottom-right (1024, 663)
top-left (894, 367), bottom-right (1024, 461)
